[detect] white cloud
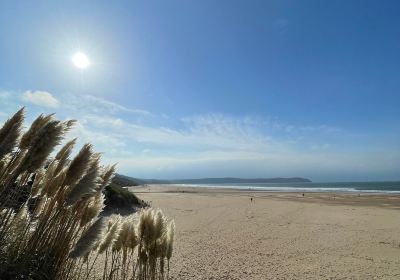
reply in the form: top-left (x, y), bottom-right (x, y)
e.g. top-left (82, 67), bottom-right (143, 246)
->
top-left (2, 88), bottom-right (398, 180)
top-left (82, 115), bottom-right (125, 127)
top-left (79, 113), bottom-right (277, 152)
top-left (181, 114), bottom-right (274, 150)
top-left (70, 121), bottom-right (127, 148)
top-left (0, 91), bottom-right (11, 99)
top-left (64, 94), bottom-right (150, 115)
top-left (21, 90), bottom-right (59, 108)
top-left (71, 111), bottom-right (399, 180)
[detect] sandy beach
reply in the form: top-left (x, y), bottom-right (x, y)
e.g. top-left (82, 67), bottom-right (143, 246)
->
top-left (130, 185), bottom-right (400, 280)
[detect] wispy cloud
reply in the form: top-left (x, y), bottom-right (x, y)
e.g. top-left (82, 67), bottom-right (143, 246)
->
top-left (21, 90), bottom-right (59, 108)
top-left (64, 94), bottom-right (151, 116)
top-left (2, 89), bottom-right (149, 117)
top-left (0, 91), bottom-right (11, 99)
top-left (80, 113), bottom-right (276, 152)
top-left (67, 111), bottom-right (400, 180)
top-left (1, 88), bottom-right (398, 181)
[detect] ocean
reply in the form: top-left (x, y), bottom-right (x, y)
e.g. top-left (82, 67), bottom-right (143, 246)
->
top-left (175, 181), bottom-right (400, 193)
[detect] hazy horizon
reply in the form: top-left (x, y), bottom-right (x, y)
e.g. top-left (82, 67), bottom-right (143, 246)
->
top-left (0, 1), bottom-right (399, 182)
top-left (121, 174), bottom-right (400, 184)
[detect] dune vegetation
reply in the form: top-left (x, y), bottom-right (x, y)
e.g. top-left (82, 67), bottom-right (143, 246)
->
top-left (0, 108), bottom-right (175, 280)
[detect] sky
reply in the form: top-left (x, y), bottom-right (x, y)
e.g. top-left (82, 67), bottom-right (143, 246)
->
top-left (0, 0), bottom-right (399, 181)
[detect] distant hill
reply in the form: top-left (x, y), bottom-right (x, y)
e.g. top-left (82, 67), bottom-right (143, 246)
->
top-left (112, 173), bottom-right (143, 186)
top-left (113, 174), bottom-right (311, 185)
top-left (169, 177), bottom-right (312, 184)
top-left (106, 174), bottom-right (145, 210)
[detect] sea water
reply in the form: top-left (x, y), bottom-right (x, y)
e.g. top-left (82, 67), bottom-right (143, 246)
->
top-left (175, 181), bottom-right (400, 193)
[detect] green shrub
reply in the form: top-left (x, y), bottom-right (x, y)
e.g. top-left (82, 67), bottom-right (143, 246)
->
top-left (105, 183), bottom-right (145, 209)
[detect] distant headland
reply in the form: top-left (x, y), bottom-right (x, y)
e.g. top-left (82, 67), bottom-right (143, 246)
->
top-left (114, 174), bottom-right (311, 186)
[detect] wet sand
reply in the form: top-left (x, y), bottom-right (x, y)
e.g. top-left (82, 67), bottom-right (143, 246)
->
top-left (130, 185), bottom-right (400, 279)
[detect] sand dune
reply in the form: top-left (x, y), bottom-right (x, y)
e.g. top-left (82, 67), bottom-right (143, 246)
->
top-left (131, 185), bottom-right (400, 279)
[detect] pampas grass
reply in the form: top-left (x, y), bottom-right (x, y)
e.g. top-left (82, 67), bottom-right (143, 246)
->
top-left (69, 217), bottom-right (107, 258)
top-left (18, 120), bottom-right (67, 173)
top-left (66, 157), bottom-right (101, 206)
top-left (0, 108), bottom-right (24, 158)
top-left (0, 108), bottom-right (175, 280)
top-left (64, 143), bottom-right (93, 188)
top-left (19, 113), bottom-right (54, 150)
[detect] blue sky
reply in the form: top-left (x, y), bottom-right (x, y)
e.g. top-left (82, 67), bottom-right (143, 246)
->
top-left (0, 1), bottom-right (399, 181)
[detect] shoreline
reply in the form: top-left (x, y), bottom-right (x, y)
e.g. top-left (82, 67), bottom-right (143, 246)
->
top-left (129, 184), bottom-right (400, 210)
top-left (134, 186), bottom-right (400, 195)
top-left (131, 183), bottom-right (400, 195)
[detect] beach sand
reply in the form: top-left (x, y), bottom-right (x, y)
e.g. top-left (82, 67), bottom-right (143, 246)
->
top-left (130, 185), bottom-right (400, 279)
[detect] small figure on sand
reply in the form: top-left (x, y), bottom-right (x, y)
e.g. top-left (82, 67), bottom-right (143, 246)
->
top-left (251, 197), bottom-right (253, 202)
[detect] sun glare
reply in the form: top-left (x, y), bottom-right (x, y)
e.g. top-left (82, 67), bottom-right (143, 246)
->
top-left (72, 52), bottom-right (90, 69)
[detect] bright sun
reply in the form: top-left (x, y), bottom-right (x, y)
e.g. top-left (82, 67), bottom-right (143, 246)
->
top-left (72, 52), bottom-right (90, 69)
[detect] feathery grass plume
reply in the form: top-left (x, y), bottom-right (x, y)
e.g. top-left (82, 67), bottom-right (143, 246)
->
top-left (99, 164), bottom-right (116, 190)
top-left (99, 216), bottom-right (121, 253)
top-left (80, 192), bottom-right (104, 227)
top-left (139, 247), bottom-right (148, 263)
top-left (118, 216), bottom-right (139, 271)
top-left (18, 120), bottom-right (66, 173)
top-left (157, 235), bottom-right (168, 277)
top-left (55, 138), bottom-right (76, 161)
top-left (118, 215), bottom-right (139, 268)
top-left (2, 150), bottom-right (26, 179)
top-left (62, 120), bottom-right (76, 133)
top-left (64, 143), bottom-right (93, 187)
top-left (0, 109), bottom-right (176, 280)
top-left (0, 208), bottom-right (15, 228)
top-left (166, 220), bottom-right (175, 261)
top-left (112, 216), bottom-right (132, 252)
top-left (79, 196), bottom-right (96, 227)
top-left (30, 168), bottom-right (45, 197)
top-left (157, 232), bottom-right (168, 258)
top-left (69, 217), bottom-right (106, 258)
top-left (0, 208), bottom-right (13, 219)
top-left (137, 208), bottom-right (156, 250)
top-left (91, 238), bottom-right (101, 252)
top-left (14, 203), bottom-right (28, 221)
top-left (0, 108), bottom-right (25, 159)
top-left (45, 167), bottom-right (67, 197)
top-left (19, 113), bottom-right (54, 150)
top-left (33, 196), bottom-right (47, 217)
top-left (0, 154), bottom-right (12, 181)
top-left (0, 108), bottom-right (24, 141)
top-left (153, 209), bottom-right (166, 241)
top-left (126, 218), bottom-right (138, 250)
top-left (0, 123), bottom-right (22, 160)
top-left (39, 160), bottom-right (58, 195)
top-left (65, 156), bottom-right (101, 206)
top-left (9, 204), bottom-right (30, 237)
top-left (54, 138), bottom-right (76, 175)
top-left (0, 154), bottom-right (11, 173)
